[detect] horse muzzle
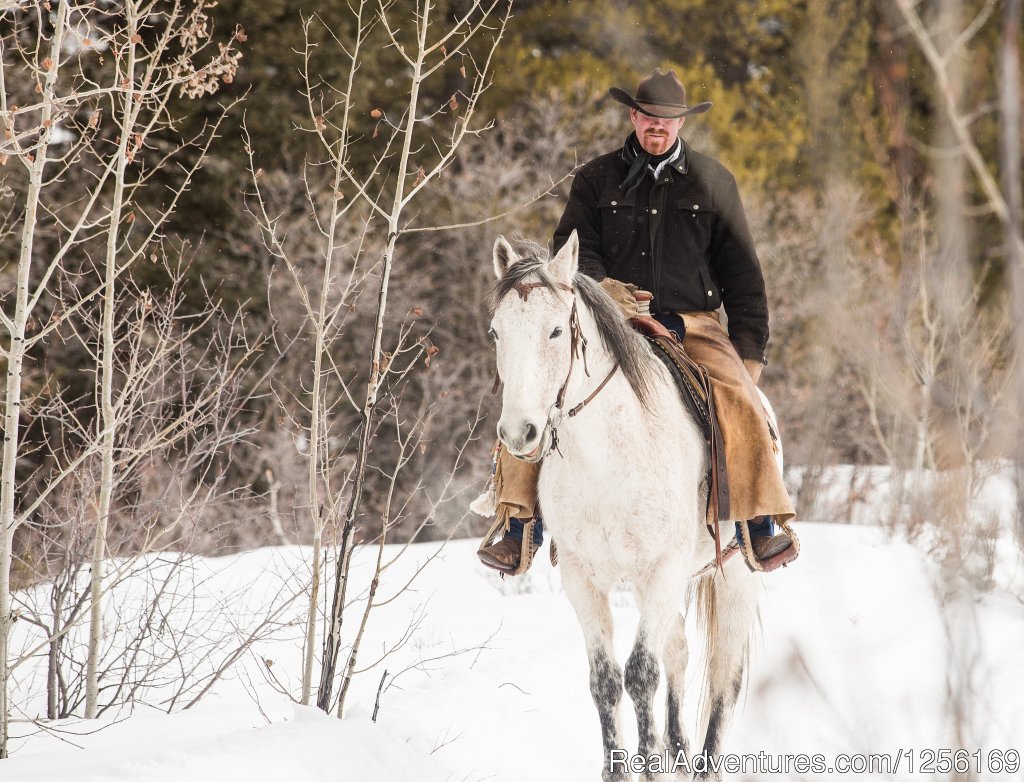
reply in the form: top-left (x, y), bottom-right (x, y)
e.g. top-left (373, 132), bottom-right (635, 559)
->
top-left (497, 416), bottom-right (553, 463)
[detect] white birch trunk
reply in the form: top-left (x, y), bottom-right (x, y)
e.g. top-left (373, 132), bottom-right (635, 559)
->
top-left (0, 2), bottom-right (69, 755)
top-left (86, 8), bottom-right (140, 720)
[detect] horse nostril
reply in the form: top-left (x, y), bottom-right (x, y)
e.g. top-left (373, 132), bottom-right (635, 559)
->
top-left (498, 424), bottom-right (509, 444)
top-left (524, 422), bottom-right (537, 443)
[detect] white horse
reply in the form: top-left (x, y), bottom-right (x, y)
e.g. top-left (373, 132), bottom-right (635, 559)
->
top-left (488, 232), bottom-right (763, 782)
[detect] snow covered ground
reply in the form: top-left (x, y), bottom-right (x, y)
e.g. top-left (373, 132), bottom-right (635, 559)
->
top-left (4, 520), bottom-right (1024, 781)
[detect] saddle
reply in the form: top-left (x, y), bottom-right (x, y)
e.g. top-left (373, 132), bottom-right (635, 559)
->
top-left (629, 311), bottom-right (799, 574)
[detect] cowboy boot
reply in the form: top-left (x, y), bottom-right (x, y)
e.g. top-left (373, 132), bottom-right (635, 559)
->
top-left (477, 536), bottom-right (525, 571)
top-left (739, 516), bottom-right (797, 571)
top-left (477, 517), bottom-right (543, 576)
top-left (751, 532), bottom-right (792, 561)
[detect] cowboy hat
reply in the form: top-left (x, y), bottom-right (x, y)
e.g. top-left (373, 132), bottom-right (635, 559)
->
top-left (608, 68), bottom-right (712, 119)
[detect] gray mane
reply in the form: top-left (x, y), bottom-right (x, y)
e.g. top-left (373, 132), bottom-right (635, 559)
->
top-left (489, 240), bottom-right (656, 407)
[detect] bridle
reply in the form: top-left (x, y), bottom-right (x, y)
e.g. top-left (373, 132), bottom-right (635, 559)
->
top-left (497, 281), bottom-right (620, 463)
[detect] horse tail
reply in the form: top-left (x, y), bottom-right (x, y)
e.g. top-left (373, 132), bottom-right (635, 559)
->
top-left (694, 570), bottom-right (719, 733)
top-left (693, 568), bottom-right (759, 753)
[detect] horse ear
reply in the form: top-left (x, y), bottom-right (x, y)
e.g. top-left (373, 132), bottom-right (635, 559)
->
top-left (548, 230), bottom-right (579, 284)
top-left (493, 236), bottom-right (516, 279)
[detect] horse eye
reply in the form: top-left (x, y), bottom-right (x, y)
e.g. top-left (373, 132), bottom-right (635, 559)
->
top-left (550, 327), bottom-right (563, 339)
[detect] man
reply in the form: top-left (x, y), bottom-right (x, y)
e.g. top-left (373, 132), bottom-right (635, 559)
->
top-left (478, 68), bottom-right (795, 574)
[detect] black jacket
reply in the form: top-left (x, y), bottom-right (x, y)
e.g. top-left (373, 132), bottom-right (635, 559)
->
top-left (552, 139), bottom-right (769, 363)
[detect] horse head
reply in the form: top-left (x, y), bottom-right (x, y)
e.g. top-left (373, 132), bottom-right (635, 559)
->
top-left (488, 231), bottom-right (580, 460)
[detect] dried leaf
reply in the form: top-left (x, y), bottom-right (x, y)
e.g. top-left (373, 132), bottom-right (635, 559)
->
top-left (413, 307), bottom-right (423, 317)
top-left (34, 81), bottom-right (42, 94)
top-left (315, 115), bottom-right (326, 132)
top-left (130, 34), bottom-right (142, 44)
top-left (449, 94), bottom-right (459, 111)
top-left (440, 45), bottom-right (447, 55)
top-left (125, 211), bottom-right (135, 223)
top-left (235, 26), bottom-right (248, 43)
top-left (255, 167), bottom-right (263, 179)
top-left (0, 155), bottom-right (8, 166)
top-left (42, 57), bottom-right (53, 71)
top-left (83, 38), bottom-right (92, 47)
top-left (370, 108), bottom-right (382, 119)
top-left (414, 166), bottom-right (425, 187)
top-left (459, 64), bottom-right (466, 78)
top-left (420, 336), bottom-right (440, 368)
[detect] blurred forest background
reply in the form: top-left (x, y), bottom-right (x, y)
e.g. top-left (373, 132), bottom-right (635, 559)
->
top-left (2, 0), bottom-right (1022, 581)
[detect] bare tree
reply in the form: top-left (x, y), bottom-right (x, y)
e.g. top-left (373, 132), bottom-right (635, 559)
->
top-left (998, 0), bottom-right (1024, 541)
top-left (244, 0), bottom-right (524, 714)
top-left (0, 0), bottom-right (244, 752)
top-left (889, 0), bottom-right (1021, 531)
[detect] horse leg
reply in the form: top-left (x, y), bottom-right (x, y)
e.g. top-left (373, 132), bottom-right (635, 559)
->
top-left (627, 567), bottom-right (688, 781)
top-left (694, 565), bottom-right (761, 781)
top-left (662, 614), bottom-right (690, 763)
top-left (560, 558), bottom-right (627, 782)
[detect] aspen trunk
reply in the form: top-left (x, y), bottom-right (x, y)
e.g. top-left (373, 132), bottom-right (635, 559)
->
top-left (85, 6), bottom-right (141, 720)
top-left (0, 2), bottom-right (69, 755)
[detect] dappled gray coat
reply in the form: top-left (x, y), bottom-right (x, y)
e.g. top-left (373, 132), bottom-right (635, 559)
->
top-left (552, 139), bottom-right (770, 364)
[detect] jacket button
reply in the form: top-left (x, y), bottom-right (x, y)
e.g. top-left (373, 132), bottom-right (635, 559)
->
top-left (693, 204), bottom-right (700, 210)
top-left (707, 290), bottom-right (713, 296)
top-left (611, 200), bottom-right (618, 206)
top-left (651, 208), bottom-right (658, 214)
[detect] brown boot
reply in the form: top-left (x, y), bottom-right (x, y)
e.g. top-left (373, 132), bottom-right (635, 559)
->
top-left (751, 533), bottom-right (793, 562)
top-left (478, 535), bottom-right (528, 574)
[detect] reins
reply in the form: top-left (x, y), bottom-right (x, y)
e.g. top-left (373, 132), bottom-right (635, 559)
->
top-left (505, 281), bottom-right (620, 460)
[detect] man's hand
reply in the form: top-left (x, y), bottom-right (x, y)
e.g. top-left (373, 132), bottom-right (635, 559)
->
top-left (743, 358), bottom-right (763, 386)
top-left (599, 278), bottom-right (643, 318)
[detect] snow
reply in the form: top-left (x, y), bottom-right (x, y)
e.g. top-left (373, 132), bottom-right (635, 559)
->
top-left (4, 521), bottom-right (1023, 781)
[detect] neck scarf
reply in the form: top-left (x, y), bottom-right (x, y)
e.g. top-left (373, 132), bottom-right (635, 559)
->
top-left (620, 133), bottom-right (681, 193)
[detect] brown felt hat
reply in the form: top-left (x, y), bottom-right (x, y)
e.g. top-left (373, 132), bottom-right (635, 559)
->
top-left (608, 68), bottom-right (712, 119)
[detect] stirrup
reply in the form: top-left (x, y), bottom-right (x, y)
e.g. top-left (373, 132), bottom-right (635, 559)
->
top-left (736, 518), bottom-right (800, 573)
top-left (477, 515), bottom-right (538, 577)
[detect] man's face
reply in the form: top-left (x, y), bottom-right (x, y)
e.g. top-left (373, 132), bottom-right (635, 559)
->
top-left (630, 108), bottom-right (685, 155)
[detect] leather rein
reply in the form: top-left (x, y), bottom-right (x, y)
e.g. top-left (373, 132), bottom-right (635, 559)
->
top-left (500, 281), bottom-right (620, 462)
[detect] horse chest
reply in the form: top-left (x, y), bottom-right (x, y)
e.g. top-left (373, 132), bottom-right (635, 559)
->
top-left (538, 437), bottom-right (697, 561)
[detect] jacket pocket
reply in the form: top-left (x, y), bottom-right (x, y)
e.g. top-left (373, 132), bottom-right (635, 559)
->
top-left (598, 194), bottom-right (638, 258)
top-left (697, 265), bottom-right (721, 310)
top-left (677, 196), bottom-right (713, 250)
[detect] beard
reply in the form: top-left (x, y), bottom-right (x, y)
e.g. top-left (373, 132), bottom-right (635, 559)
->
top-left (641, 131), bottom-right (672, 155)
